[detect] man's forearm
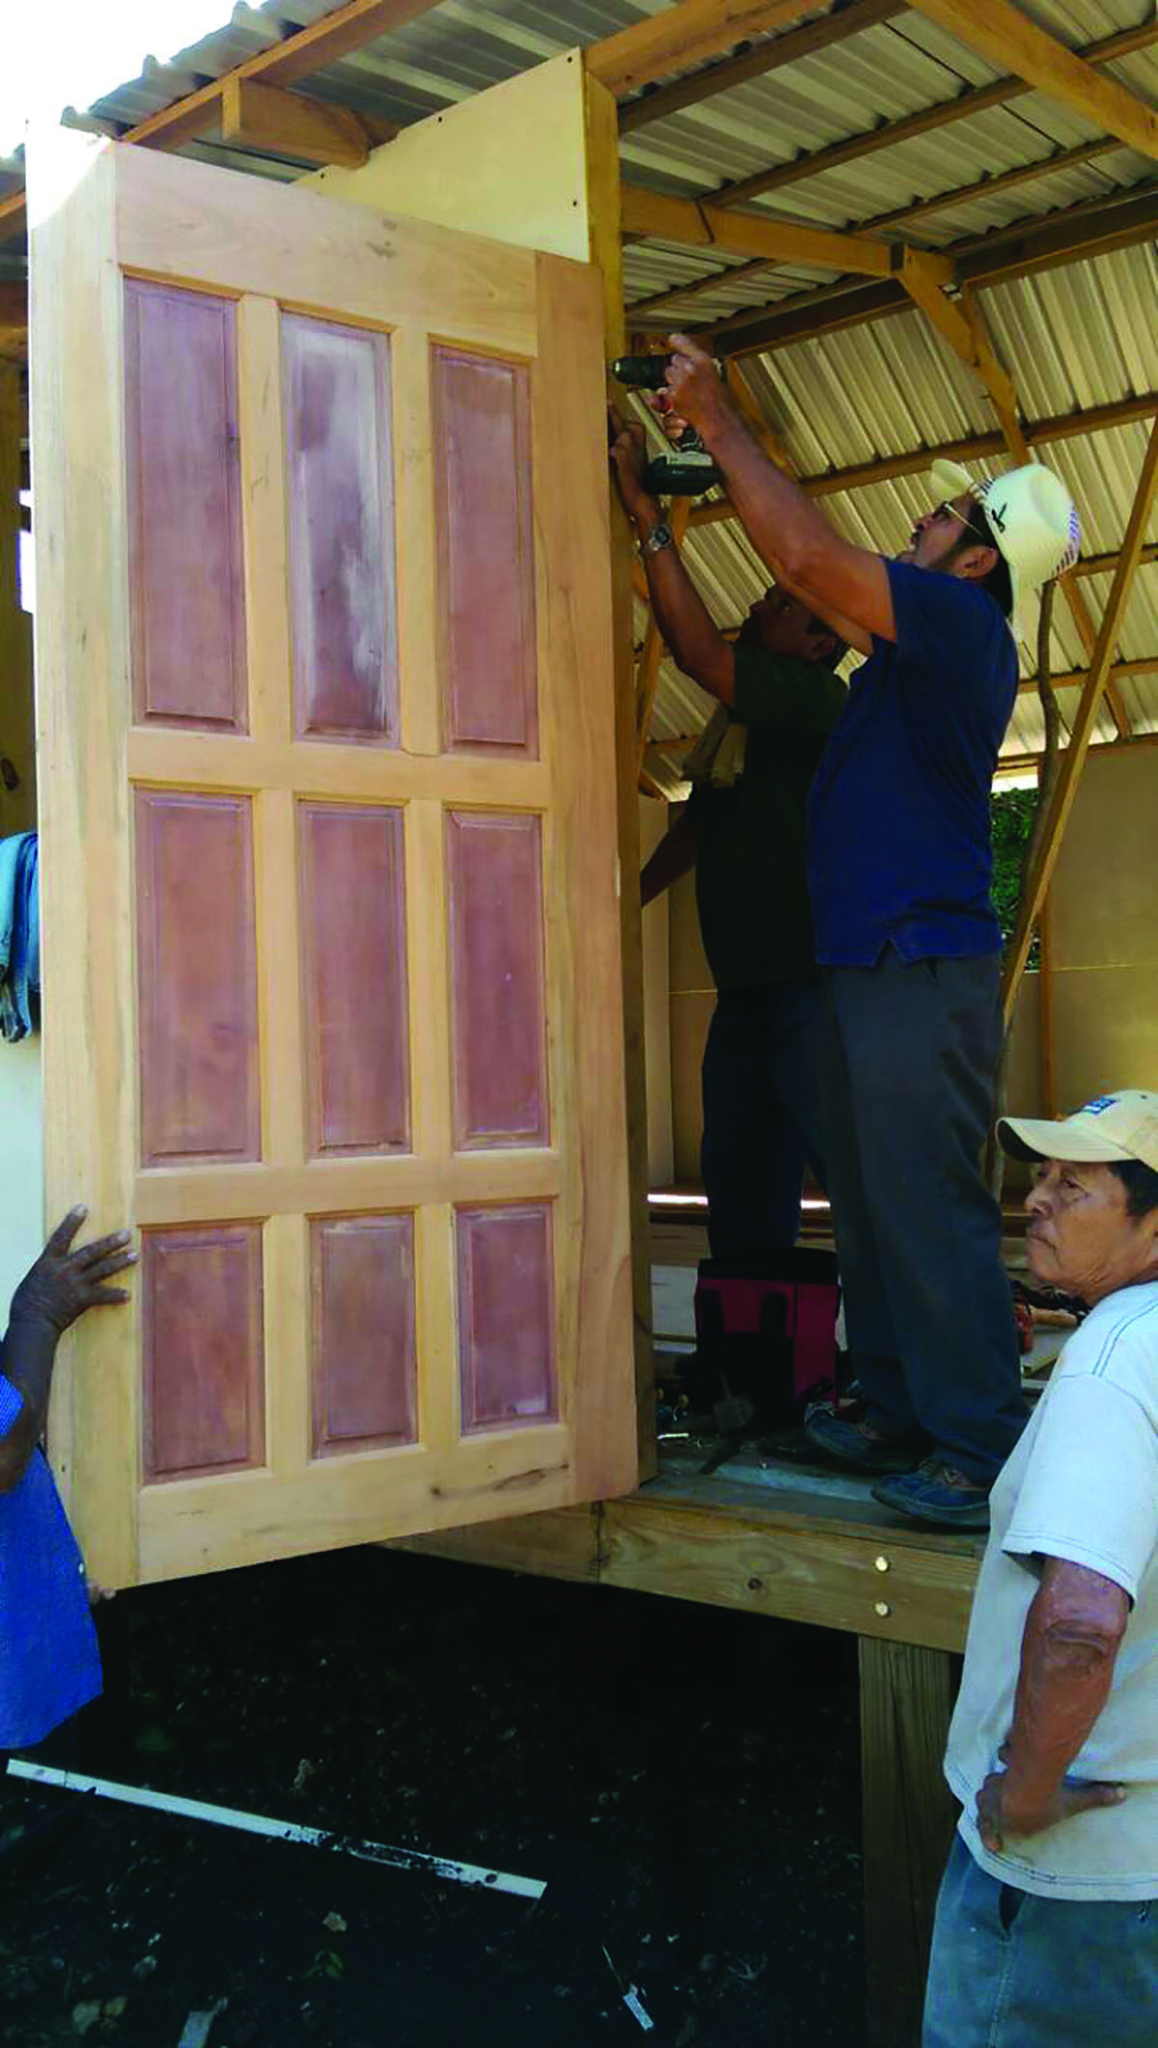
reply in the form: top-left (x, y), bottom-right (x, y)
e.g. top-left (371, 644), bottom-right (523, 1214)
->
top-left (1002, 1560), bottom-right (1127, 1815)
top-left (0, 1318), bottom-right (59, 1488)
top-left (634, 500), bottom-right (734, 703)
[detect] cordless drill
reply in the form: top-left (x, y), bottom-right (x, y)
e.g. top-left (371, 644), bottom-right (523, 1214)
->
top-left (612, 354), bottom-right (724, 497)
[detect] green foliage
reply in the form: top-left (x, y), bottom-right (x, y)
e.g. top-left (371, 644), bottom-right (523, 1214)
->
top-left (991, 785), bottom-right (1040, 967)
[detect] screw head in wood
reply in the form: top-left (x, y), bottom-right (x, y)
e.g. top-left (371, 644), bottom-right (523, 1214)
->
top-left (874, 1600), bottom-right (891, 1617)
top-left (874, 1555), bottom-right (890, 1572)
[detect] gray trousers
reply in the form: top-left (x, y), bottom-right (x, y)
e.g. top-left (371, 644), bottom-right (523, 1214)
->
top-left (924, 1834), bottom-right (1158, 2048)
top-left (818, 947), bottom-right (1026, 1483)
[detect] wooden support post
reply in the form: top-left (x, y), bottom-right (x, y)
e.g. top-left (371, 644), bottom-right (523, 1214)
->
top-left (1002, 410), bottom-right (1158, 1018)
top-left (859, 1636), bottom-right (957, 2048)
top-left (585, 63), bottom-right (658, 1481)
top-left (1039, 890), bottom-right (1057, 1117)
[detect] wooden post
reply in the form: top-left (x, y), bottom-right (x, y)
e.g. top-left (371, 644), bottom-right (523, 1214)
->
top-left (1039, 890), bottom-right (1057, 1116)
top-left (1003, 409), bottom-right (1158, 1018)
top-left (859, 1636), bottom-right (957, 2048)
top-left (585, 62), bottom-right (658, 1477)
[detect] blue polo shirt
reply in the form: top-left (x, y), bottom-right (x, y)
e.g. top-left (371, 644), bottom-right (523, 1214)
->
top-left (0, 1375), bottom-right (102, 1749)
top-left (807, 560), bottom-right (1018, 966)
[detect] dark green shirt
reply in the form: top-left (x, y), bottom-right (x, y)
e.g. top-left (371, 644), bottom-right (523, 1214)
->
top-left (689, 646), bottom-right (847, 991)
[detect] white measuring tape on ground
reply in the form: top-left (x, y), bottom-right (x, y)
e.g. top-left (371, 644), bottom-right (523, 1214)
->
top-left (6, 1760), bottom-right (546, 1901)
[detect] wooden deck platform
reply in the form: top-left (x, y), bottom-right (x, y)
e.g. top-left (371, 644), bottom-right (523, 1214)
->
top-left (399, 1448), bottom-right (985, 2046)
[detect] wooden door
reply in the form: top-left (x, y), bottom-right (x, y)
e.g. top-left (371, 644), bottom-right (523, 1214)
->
top-left (29, 130), bottom-right (635, 1589)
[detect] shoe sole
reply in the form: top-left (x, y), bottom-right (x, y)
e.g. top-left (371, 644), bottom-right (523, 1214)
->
top-left (803, 1427), bottom-right (921, 1476)
top-left (870, 1482), bottom-right (990, 1529)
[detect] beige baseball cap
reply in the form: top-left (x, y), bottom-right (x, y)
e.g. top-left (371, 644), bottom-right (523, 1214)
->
top-left (931, 457), bottom-right (1081, 616)
top-left (998, 1091), bottom-right (1158, 1174)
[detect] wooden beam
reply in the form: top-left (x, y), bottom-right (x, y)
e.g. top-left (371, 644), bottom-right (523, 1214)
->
top-left (582, 63), bottom-right (659, 1486)
top-left (587, 0), bottom-right (829, 100)
top-left (1074, 542), bottom-right (1158, 581)
top-left (685, 389), bottom-right (1158, 529)
top-left (220, 78), bottom-right (390, 169)
top-left (618, 0), bottom-right (904, 133)
top-left (860, 1639), bottom-right (956, 2048)
top-left (863, 136), bottom-right (1120, 237)
top-left (904, 0), bottom-right (1158, 162)
top-left (1018, 654), bottom-right (1158, 697)
top-left (0, 0), bottom-right (445, 244)
top-left (709, 181), bottom-right (1158, 355)
top-left (898, 254), bottom-right (1016, 419)
top-left (689, 16), bottom-right (1158, 217)
top-left (620, 182), bottom-right (919, 278)
top-left (997, 728), bottom-right (1158, 776)
top-left (1001, 413), bottom-right (1158, 1015)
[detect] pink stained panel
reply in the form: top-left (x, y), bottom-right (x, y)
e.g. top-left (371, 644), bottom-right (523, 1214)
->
top-left (457, 1204), bottom-right (556, 1432)
top-left (432, 348), bottom-right (538, 755)
top-left (446, 811), bottom-right (548, 1149)
top-left (311, 1214), bottom-right (417, 1454)
top-left (282, 313), bottom-right (398, 743)
top-left (124, 279), bottom-right (247, 731)
top-left (299, 804), bottom-right (410, 1156)
top-left (142, 1223), bottom-right (265, 1481)
top-left (136, 792), bottom-right (261, 1167)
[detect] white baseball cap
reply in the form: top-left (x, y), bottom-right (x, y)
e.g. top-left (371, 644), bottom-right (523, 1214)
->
top-left (931, 457), bottom-right (1082, 616)
top-left (998, 1091), bottom-right (1158, 1175)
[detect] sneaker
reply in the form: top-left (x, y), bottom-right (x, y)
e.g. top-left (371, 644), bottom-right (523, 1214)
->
top-left (803, 1408), bottom-right (924, 1475)
top-left (871, 1458), bottom-right (991, 1529)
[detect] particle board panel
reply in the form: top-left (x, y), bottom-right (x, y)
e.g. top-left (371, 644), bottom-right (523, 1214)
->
top-left (33, 126), bottom-right (635, 1588)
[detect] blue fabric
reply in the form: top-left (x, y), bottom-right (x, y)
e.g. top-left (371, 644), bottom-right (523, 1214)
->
top-left (0, 832), bottom-right (40, 1042)
top-left (924, 1834), bottom-right (1158, 2047)
top-left (807, 564), bottom-right (1018, 966)
top-left (0, 1373), bottom-right (102, 1749)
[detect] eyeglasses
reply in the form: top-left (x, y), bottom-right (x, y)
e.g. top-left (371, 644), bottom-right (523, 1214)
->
top-left (930, 500), bottom-right (992, 547)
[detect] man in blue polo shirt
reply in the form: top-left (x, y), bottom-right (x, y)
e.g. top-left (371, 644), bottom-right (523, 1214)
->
top-left (658, 336), bottom-right (1080, 1526)
top-left (1, 1207), bottom-right (135, 1770)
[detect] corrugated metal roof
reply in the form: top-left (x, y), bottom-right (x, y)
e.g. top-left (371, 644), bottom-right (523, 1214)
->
top-left (5, 0), bottom-right (1157, 780)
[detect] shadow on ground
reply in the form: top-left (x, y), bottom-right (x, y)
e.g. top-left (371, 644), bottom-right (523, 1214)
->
top-left (1, 1547), bottom-right (864, 2046)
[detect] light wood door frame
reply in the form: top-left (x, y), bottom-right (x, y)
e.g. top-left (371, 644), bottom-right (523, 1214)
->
top-left (30, 130), bottom-right (637, 1587)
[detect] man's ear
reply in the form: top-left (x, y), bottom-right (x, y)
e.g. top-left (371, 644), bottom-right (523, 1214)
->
top-left (955, 543), bottom-right (1000, 585)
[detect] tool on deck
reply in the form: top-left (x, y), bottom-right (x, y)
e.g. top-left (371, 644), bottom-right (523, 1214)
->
top-left (612, 353), bottom-right (724, 497)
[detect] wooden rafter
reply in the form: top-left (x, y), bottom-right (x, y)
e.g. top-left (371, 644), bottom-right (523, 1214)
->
top-left (997, 729), bottom-right (1158, 778)
top-left (619, 184), bottom-right (910, 278)
top-left (898, 275), bottom-right (1130, 735)
top-left (618, 0), bottom-right (903, 133)
top-left (0, 0), bottom-right (446, 244)
top-left (686, 389), bottom-right (1158, 529)
top-left (904, 0), bottom-right (1158, 163)
top-left (671, 16), bottom-right (1158, 218)
top-left (587, 0), bottom-right (840, 100)
top-left (704, 182), bottom-right (1158, 354)
top-left (862, 137), bottom-right (1122, 238)
top-left (219, 78), bottom-right (397, 168)
top-left (1018, 654), bottom-right (1158, 697)
top-left (1001, 413), bottom-right (1158, 1017)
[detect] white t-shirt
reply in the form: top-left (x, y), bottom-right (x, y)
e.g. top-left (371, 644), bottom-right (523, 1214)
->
top-left (945, 1278), bottom-right (1158, 1900)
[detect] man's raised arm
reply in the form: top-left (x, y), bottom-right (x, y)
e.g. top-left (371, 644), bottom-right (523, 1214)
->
top-left (661, 336), bottom-right (889, 651)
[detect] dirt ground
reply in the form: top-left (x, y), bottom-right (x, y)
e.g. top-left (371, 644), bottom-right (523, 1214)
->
top-left (0, 1545), bottom-right (865, 2047)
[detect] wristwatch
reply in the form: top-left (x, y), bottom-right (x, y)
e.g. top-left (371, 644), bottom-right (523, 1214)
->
top-left (640, 521), bottom-right (674, 557)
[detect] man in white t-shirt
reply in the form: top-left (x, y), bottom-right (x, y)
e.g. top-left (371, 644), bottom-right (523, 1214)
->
top-left (925, 1089), bottom-right (1158, 2047)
